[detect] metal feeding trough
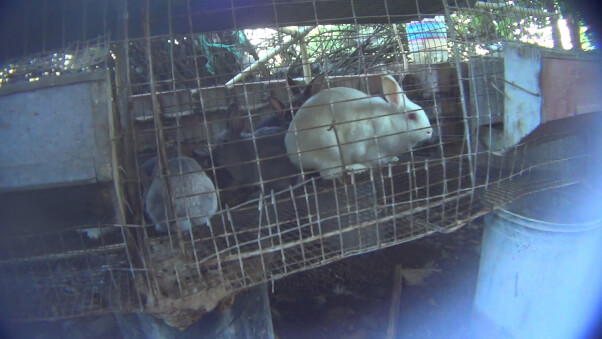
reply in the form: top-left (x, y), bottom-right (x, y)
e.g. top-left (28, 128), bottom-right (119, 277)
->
top-left (473, 183), bottom-right (602, 339)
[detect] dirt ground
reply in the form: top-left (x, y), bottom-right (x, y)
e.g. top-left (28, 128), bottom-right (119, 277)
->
top-left (269, 218), bottom-right (484, 339)
top-left (6, 213), bottom-right (601, 338)
top-left (2, 218), bottom-right (484, 339)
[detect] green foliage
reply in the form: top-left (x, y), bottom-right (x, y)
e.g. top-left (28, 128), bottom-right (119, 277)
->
top-left (449, 0), bottom-right (555, 60)
top-left (250, 24), bottom-right (402, 76)
top-left (448, 0), bottom-right (596, 59)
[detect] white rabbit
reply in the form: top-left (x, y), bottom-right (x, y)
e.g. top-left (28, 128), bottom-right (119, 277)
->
top-left (145, 156), bottom-right (218, 233)
top-left (285, 75), bottom-right (432, 179)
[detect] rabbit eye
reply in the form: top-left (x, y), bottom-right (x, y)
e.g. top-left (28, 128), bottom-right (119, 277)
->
top-left (407, 112), bottom-right (417, 121)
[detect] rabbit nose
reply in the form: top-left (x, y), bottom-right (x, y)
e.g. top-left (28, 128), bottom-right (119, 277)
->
top-left (426, 128), bottom-right (433, 136)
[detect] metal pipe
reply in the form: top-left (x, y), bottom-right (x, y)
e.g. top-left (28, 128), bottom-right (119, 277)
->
top-left (299, 37), bottom-right (311, 84)
top-left (226, 26), bottom-right (315, 88)
top-left (274, 27), bottom-right (299, 37)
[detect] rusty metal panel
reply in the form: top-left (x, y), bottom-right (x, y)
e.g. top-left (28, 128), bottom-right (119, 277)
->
top-left (0, 76), bottom-right (112, 191)
top-left (541, 58), bottom-right (602, 123)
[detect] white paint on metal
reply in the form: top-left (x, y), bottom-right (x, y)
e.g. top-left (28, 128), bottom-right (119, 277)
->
top-left (503, 44), bottom-right (543, 148)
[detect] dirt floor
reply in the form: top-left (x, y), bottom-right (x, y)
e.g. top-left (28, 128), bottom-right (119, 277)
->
top-left (269, 218), bottom-right (484, 339)
top-left (1, 218), bottom-right (485, 339)
top-left (6, 213), bottom-right (600, 338)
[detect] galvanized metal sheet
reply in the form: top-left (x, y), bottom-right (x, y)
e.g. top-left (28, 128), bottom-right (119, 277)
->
top-left (0, 80), bottom-right (111, 191)
top-left (468, 56), bottom-right (504, 126)
top-left (503, 44), bottom-right (543, 148)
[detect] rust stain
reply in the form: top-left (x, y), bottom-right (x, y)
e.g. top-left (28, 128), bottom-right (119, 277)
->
top-left (515, 119), bottom-right (525, 135)
top-left (542, 58), bottom-right (602, 122)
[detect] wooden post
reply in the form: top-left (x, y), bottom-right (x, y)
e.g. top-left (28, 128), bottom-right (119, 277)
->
top-left (385, 264), bottom-right (404, 339)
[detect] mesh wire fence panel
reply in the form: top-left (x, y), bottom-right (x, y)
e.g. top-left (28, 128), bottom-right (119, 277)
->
top-left (0, 0), bottom-right (597, 326)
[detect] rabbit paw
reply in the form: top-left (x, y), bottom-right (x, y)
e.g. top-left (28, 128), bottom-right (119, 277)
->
top-left (200, 217), bottom-right (210, 226)
top-left (178, 219), bottom-right (192, 232)
top-left (345, 163), bottom-right (369, 174)
top-left (81, 227), bottom-right (102, 240)
top-left (319, 167), bottom-right (344, 180)
top-left (319, 163), bottom-right (369, 180)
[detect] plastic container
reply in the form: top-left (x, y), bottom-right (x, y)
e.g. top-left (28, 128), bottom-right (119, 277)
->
top-left (472, 185), bottom-right (602, 338)
top-left (405, 17), bottom-right (448, 64)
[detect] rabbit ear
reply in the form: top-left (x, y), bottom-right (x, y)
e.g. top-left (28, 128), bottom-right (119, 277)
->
top-left (269, 97), bottom-right (284, 118)
top-left (304, 72), bottom-right (326, 97)
top-left (227, 102), bottom-right (239, 115)
top-left (287, 75), bottom-right (303, 95)
top-left (231, 116), bottom-right (245, 134)
top-left (226, 103), bottom-right (246, 133)
top-left (287, 72), bottom-right (326, 115)
top-left (192, 144), bottom-right (211, 158)
top-left (382, 75), bottom-right (408, 108)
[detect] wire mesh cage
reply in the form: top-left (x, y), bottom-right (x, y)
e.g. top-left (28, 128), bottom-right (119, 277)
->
top-left (0, 0), bottom-right (599, 329)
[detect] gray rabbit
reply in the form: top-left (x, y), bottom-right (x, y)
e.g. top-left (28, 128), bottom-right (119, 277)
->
top-left (255, 73), bottom-right (326, 130)
top-left (207, 105), bottom-right (300, 198)
top-left (145, 156), bottom-right (218, 233)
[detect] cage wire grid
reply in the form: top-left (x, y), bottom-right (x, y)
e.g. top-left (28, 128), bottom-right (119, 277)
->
top-left (0, 0), bottom-right (593, 326)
